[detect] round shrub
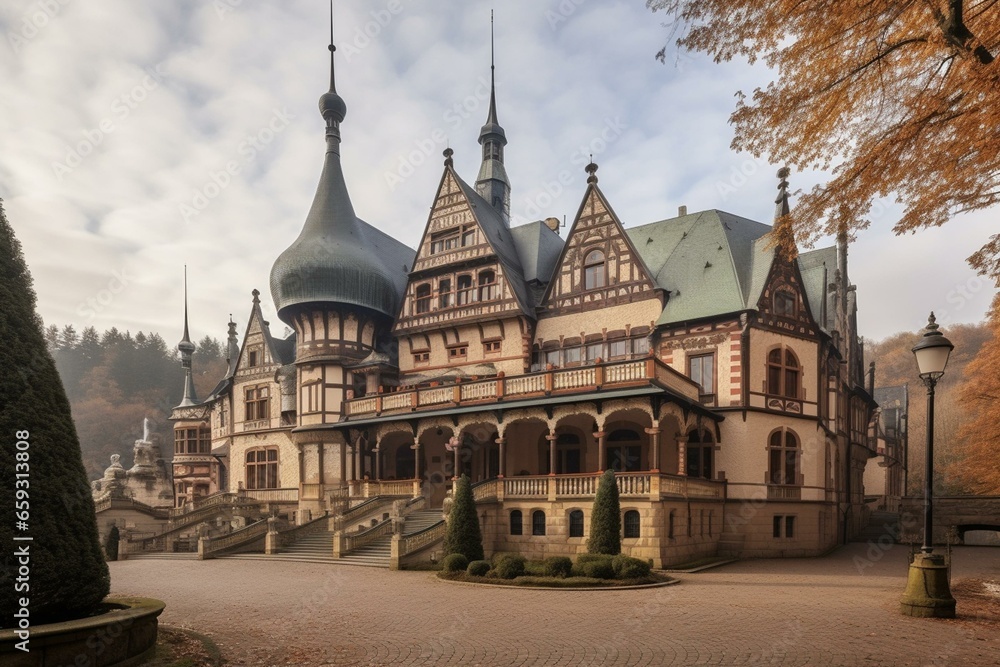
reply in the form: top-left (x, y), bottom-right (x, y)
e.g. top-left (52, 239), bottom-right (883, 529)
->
top-left (493, 554), bottom-right (526, 579)
top-left (441, 553), bottom-right (469, 573)
top-left (612, 554), bottom-right (651, 579)
top-left (543, 556), bottom-right (573, 578)
top-left (580, 559), bottom-right (615, 580)
top-left (491, 551), bottom-right (515, 567)
top-left (467, 560), bottom-right (491, 577)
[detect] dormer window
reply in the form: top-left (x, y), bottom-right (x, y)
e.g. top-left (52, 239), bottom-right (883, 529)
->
top-left (584, 249), bottom-right (606, 290)
top-left (414, 284), bottom-right (432, 314)
top-left (774, 290), bottom-right (797, 317)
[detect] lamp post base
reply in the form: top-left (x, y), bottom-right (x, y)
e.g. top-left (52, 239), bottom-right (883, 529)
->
top-left (900, 553), bottom-right (956, 618)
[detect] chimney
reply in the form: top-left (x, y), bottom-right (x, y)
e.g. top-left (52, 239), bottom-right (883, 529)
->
top-left (678, 205), bottom-right (688, 217)
top-left (544, 217), bottom-right (560, 234)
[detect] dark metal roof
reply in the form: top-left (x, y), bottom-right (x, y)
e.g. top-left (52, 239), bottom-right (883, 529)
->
top-left (511, 220), bottom-right (564, 288)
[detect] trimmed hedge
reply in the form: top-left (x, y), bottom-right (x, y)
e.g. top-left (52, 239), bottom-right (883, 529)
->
top-left (492, 554), bottom-right (526, 579)
top-left (443, 475), bottom-right (484, 562)
top-left (543, 556), bottom-right (573, 578)
top-left (491, 551), bottom-right (516, 566)
top-left (0, 201), bottom-right (110, 626)
top-left (612, 554), bottom-right (651, 579)
top-left (467, 560), bottom-right (491, 577)
top-left (441, 553), bottom-right (469, 573)
top-left (587, 469), bottom-right (621, 555)
top-left (579, 559), bottom-right (615, 580)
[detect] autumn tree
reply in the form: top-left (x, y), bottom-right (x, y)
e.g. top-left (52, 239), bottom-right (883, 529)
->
top-left (947, 294), bottom-right (1000, 493)
top-left (648, 0), bottom-right (999, 273)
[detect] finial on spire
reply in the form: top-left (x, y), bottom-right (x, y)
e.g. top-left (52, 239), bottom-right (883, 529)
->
top-left (329, 0), bottom-right (336, 92)
top-left (775, 166), bottom-right (791, 220)
top-left (484, 9), bottom-right (500, 128)
top-left (585, 161), bottom-right (598, 184)
top-left (443, 147), bottom-right (454, 167)
top-left (319, 0), bottom-right (347, 126)
top-left (252, 288), bottom-right (260, 304)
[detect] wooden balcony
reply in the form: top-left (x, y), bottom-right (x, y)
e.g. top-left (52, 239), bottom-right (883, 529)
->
top-left (345, 357), bottom-right (701, 419)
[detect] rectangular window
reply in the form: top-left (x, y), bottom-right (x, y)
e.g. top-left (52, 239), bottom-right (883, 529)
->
top-left (689, 353), bottom-right (716, 401)
top-left (483, 341), bottom-right (501, 355)
top-left (448, 346), bottom-right (468, 359)
top-left (248, 349), bottom-right (259, 367)
top-left (430, 230), bottom-right (460, 254)
top-left (413, 352), bottom-right (430, 365)
top-left (545, 349), bottom-right (560, 367)
top-left (773, 516), bottom-right (782, 538)
top-left (785, 516), bottom-right (795, 538)
top-left (245, 386), bottom-right (269, 421)
top-left (632, 337), bottom-right (650, 356)
top-left (586, 343), bottom-right (603, 363)
top-left (456, 275), bottom-right (474, 305)
top-left (608, 340), bottom-right (627, 359)
top-left (438, 280), bottom-right (453, 309)
top-left (563, 347), bottom-right (581, 366)
top-left (461, 227), bottom-right (476, 246)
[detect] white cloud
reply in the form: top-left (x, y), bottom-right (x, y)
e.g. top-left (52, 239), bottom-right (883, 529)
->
top-left (0, 0), bottom-right (993, 353)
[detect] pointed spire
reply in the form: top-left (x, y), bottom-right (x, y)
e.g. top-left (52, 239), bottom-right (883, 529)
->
top-left (176, 267), bottom-right (199, 408)
top-left (476, 9), bottom-right (511, 224)
top-left (772, 167), bottom-right (797, 260)
top-left (319, 0), bottom-right (347, 131)
top-left (225, 314), bottom-right (239, 378)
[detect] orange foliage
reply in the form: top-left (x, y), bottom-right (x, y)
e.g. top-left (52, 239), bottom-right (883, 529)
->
top-left (649, 0), bottom-right (1000, 277)
top-left (949, 294), bottom-right (1000, 493)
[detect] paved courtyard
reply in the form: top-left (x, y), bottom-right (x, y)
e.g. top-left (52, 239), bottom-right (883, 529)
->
top-left (110, 544), bottom-right (1000, 666)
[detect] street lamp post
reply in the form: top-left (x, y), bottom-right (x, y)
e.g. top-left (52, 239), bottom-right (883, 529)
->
top-left (900, 312), bottom-right (956, 618)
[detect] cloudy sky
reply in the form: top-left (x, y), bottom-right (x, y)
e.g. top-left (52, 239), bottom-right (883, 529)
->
top-left (1, 0), bottom-right (994, 349)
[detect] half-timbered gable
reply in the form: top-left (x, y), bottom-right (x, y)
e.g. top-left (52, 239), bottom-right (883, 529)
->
top-left (534, 172), bottom-right (662, 367)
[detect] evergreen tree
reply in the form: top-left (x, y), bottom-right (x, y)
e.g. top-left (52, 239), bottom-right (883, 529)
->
top-left (0, 200), bottom-right (110, 626)
top-left (443, 474), bottom-right (484, 562)
top-left (588, 469), bottom-right (622, 555)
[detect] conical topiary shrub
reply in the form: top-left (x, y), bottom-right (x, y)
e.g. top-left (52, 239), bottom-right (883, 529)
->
top-left (588, 469), bottom-right (621, 555)
top-left (0, 200), bottom-right (110, 626)
top-left (443, 474), bottom-right (484, 562)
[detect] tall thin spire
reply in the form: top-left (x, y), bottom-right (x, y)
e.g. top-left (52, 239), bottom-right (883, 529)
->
top-left (328, 0), bottom-right (336, 92)
top-left (476, 9), bottom-right (511, 224)
top-left (177, 267), bottom-right (199, 408)
top-left (772, 167), bottom-right (797, 260)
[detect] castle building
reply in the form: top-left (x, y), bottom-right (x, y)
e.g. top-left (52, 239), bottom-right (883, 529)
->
top-left (168, 31), bottom-right (888, 567)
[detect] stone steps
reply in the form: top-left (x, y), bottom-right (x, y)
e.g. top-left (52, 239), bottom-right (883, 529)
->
top-left (127, 552), bottom-right (199, 560)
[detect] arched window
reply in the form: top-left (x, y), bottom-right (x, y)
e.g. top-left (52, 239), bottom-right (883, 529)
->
top-left (607, 428), bottom-right (642, 472)
top-left (509, 510), bottom-right (523, 536)
top-left (456, 275), bottom-right (474, 305)
top-left (438, 279), bottom-right (453, 309)
top-left (624, 510), bottom-right (641, 538)
top-left (414, 284), bottom-right (431, 314)
top-left (569, 510), bottom-right (585, 537)
top-left (774, 289), bottom-right (797, 317)
top-left (767, 347), bottom-right (801, 399)
top-left (685, 430), bottom-right (714, 480)
top-left (532, 510), bottom-right (546, 536)
top-left (478, 270), bottom-right (497, 301)
top-left (769, 429), bottom-right (800, 485)
top-left (245, 448), bottom-right (278, 490)
top-left (584, 249), bottom-right (606, 290)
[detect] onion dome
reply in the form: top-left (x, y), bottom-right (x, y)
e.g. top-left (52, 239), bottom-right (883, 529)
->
top-left (269, 39), bottom-right (399, 323)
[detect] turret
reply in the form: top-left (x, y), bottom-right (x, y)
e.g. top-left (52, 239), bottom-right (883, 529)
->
top-left (475, 11), bottom-right (510, 224)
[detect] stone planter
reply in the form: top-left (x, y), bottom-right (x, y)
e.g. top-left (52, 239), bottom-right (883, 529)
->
top-left (0, 596), bottom-right (165, 667)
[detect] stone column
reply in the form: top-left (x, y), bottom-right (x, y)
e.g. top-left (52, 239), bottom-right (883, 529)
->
top-left (452, 441), bottom-right (461, 480)
top-left (496, 437), bottom-right (507, 477)
top-left (646, 426), bottom-right (661, 472)
top-left (412, 441), bottom-right (422, 481)
top-left (547, 430), bottom-right (557, 475)
top-left (676, 435), bottom-right (689, 476)
top-left (373, 443), bottom-right (381, 481)
top-left (594, 431), bottom-right (607, 473)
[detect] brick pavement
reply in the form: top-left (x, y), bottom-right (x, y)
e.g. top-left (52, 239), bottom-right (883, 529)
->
top-left (109, 544), bottom-right (1000, 666)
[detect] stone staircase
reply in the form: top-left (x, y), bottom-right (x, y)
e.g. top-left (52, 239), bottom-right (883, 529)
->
top-left (126, 552), bottom-right (198, 561)
top-left (218, 508), bottom-right (444, 568)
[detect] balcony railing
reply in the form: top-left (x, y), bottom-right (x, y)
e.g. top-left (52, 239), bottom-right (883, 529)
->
top-left (345, 357), bottom-right (700, 419)
top-left (486, 472), bottom-right (725, 502)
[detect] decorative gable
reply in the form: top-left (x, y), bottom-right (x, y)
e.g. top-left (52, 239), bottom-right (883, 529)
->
top-left (235, 291), bottom-right (281, 381)
top-left (756, 255), bottom-right (819, 339)
top-left (539, 182), bottom-right (658, 316)
top-left (394, 167), bottom-right (526, 334)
